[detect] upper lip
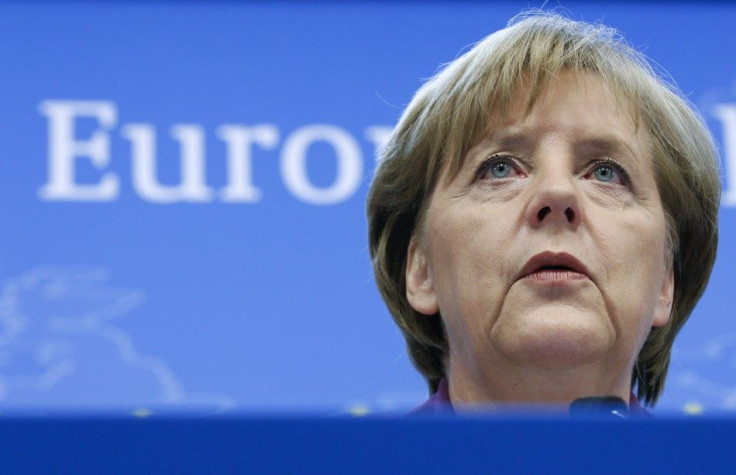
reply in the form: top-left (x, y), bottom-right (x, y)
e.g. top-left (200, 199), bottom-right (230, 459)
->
top-left (518, 251), bottom-right (590, 280)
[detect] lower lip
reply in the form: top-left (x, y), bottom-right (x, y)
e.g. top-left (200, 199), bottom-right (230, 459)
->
top-left (524, 270), bottom-right (588, 283)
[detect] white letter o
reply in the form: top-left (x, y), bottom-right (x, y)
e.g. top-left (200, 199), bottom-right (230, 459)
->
top-left (281, 125), bottom-right (363, 205)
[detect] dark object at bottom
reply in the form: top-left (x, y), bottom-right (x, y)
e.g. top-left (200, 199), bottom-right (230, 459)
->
top-left (569, 396), bottom-right (629, 419)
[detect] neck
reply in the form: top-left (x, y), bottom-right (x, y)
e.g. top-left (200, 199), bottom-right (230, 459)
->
top-left (446, 358), bottom-right (632, 410)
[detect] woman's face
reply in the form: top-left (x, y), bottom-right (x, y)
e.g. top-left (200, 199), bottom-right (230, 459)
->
top-left (406, 72), bottom-right (674, 404)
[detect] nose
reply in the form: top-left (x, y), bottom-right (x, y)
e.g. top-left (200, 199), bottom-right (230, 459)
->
top-left (525, 171), bottom-right (582, 230)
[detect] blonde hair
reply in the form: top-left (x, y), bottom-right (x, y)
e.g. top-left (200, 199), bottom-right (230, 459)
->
top-left (367, 11), bottom-right (720, 405)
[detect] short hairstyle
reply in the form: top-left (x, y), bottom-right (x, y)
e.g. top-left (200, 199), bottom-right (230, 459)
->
top-left (367, 11), bottom-right (720, 405)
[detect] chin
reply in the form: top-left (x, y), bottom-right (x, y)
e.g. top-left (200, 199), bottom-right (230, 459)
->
top-left (491, 310), bottom-right (615, 369)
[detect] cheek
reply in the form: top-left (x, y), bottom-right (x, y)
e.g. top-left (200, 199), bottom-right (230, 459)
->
top-left (593, 209), bottom-right (669, 335)
top-left (608, 215), bottom-right (667, 281)
top-left (427, 205), bottom-right (517, 293)
top-left (426, 210), bottom-right (518, 344)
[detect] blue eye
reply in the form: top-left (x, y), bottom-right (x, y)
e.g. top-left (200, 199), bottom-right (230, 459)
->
top-left (593, 165), bottom-right (616, 182)
top-left (477, 154), bottom-right (522, 181)
top-left (491, 162), bottom-right (512, 178)
top-left (588, 160), bottom-right (628, 186)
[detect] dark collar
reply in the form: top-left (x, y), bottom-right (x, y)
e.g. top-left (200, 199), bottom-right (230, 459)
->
top-left (410, 378), bottom-right (650, 416)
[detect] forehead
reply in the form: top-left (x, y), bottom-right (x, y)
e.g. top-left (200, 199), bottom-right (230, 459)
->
top-left (514, 72), bottom-right (638, 129)
top-left (445, 72), bottom-right (645, 181)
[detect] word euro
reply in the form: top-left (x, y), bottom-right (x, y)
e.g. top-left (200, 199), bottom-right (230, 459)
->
top-left (38, 100), bottom-right (392, 204)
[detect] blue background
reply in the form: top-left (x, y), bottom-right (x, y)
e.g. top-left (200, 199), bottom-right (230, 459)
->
top-left (0, 0), bottom-right (734, 415)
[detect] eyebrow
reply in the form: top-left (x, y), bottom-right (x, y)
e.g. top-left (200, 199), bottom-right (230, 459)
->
top-left (486, 131), bottom-right (533, 151)
top-left (485, 131), bottom-right (641, 162)
top-left (457, 131), bottom-right (531, 169)
top-left (575, 137), bottom-right (642, 167)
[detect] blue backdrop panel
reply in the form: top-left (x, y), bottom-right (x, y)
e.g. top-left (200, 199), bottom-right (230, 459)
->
top-left (0, 1), bottom-right (734, 414)
top-left (1, 416), bottom-right (735, 473)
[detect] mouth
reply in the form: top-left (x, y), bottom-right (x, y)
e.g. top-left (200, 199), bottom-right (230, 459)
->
top-left (519, 251), bottom-right (590, 283)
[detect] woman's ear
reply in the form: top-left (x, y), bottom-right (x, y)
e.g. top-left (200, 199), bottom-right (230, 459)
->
top-left (652, 265), bottom-right (674, 328)
top-left (406, 237), bottom-right (439, 315)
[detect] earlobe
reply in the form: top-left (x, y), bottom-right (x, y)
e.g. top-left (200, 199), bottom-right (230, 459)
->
top-left (652, 266), bottom-right (674, 327)
top-left (405, 238), bottom-right (439, 316)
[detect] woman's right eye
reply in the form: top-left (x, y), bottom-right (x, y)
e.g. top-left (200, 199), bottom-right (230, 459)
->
top-left (476, 154), bottom-right (523, 181)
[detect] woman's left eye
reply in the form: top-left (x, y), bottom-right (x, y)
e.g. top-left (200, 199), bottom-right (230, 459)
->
top-left (587, 161), bottom-right (628, 186)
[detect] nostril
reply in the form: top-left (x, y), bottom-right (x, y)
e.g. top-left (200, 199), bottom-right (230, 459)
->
top-left (565, 207), bottom-right (575, 222)
top-left (537, 206), bottom-right (551, 221)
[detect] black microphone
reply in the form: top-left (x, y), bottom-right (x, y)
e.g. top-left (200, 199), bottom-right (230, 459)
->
top-left (569, 396), bottom-right (628, 419)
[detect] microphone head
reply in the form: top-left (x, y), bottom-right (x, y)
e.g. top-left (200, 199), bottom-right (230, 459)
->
top-left (569, 396), bottom-right (629, 419)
